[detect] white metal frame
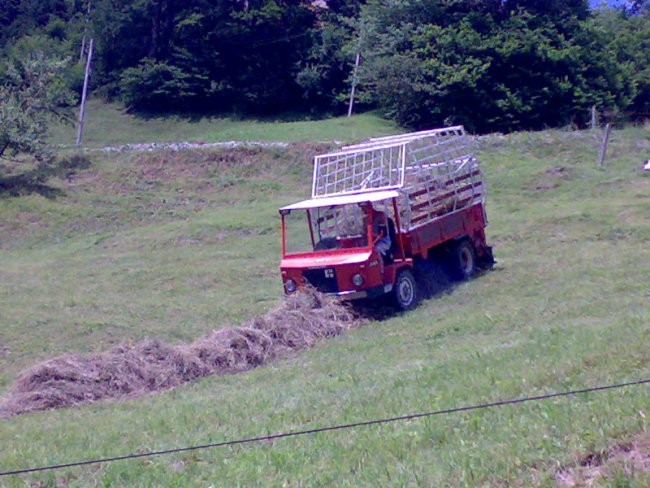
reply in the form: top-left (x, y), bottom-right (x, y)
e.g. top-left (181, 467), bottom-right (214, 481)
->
top-left (308, 126), bottom-right (485, 231)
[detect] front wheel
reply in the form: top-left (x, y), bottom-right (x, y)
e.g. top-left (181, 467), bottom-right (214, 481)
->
top-left (392, 269), bottom-right (418, 311)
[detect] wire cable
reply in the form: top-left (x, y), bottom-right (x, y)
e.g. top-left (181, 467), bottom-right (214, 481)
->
top-left (1, 378), bottom-right (648, 477)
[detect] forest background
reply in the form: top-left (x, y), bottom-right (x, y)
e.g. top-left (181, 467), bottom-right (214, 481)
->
top-left (0, 0), bottom-right (649, 137)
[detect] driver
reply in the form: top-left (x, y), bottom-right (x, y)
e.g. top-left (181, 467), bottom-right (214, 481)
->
top-left (372, 210), bottom-right (391, 256)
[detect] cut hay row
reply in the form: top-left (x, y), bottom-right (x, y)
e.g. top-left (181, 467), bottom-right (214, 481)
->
top-left (0, 289), bottom-right (361, 417)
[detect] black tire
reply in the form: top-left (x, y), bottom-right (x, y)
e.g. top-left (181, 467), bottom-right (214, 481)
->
top-left (450, 240), bottom-right (476, 281)
top-left (392, 269), bottom-right (418, 310)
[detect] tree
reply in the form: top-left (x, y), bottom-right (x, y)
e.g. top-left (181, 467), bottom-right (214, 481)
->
top-left (357, 0), bottom-right (630, 132)
top-left (295, 4), bottom-right (361, 113)
top-left (0, 0), bottom-right (82, 48)
top-left (592, 6), bottom-right (650, 119)
top-left (93, 0), bottom-right (321, 113)
top-left (3, 0), bottom-right (644, 129)
top-left (0, 51), bottom-right (75, 165)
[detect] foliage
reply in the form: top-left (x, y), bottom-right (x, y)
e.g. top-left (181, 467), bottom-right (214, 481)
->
top-left (295, 14), bottom-right (355, 114)
top-left (0, 0), bottom-right (83, 48)
top-left (626, 0), bottom-right (650, 14)
top-left (1, 33), bottom-right (85, 93)
top-left (1, 0), bottom-right (649, 132)
top-left (357, 0), bottom-right (634, 132)
top-left (590, 6), bottom-right (650, 119)
top-left (91, 0), bottom-right (324, 113)
top-left (119, 59), bottom-right (197, 111)
top-left (0, 51), bottom-right (75, 165)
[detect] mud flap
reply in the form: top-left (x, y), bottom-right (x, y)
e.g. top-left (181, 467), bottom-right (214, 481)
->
top-left (479, 245), bottom-right (495, 269)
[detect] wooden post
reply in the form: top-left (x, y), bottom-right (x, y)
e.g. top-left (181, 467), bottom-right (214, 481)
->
top-left (598, 123), bottom-right (612, 167)
top-left (347, 52), bottom-right (361, 118)
top-left (591, 106), bottom-right (597, 131)
top-left (76, 38), bottom-right (94, 146)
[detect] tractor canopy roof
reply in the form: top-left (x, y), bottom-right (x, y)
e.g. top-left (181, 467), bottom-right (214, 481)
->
top-left (279, 189), bottom-right (400, 213)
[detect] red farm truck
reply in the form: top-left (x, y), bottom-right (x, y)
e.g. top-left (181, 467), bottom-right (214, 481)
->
top-left (278, 126), bottom-right (493, 310)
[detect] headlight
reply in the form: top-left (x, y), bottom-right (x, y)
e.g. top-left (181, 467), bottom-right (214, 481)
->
top-left (284, 278), bottom-right (297, 293)
top-left (352, 273), bottom-right (364, 286)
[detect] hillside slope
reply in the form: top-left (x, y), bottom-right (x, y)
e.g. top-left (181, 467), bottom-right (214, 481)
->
top-left (0, 126), bottom-right (648, 487)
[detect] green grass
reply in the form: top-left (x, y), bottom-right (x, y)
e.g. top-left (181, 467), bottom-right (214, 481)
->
top-left (0, 125), bottom-right (649, 487)
top-left (49, 99), bottom-right (401, 148)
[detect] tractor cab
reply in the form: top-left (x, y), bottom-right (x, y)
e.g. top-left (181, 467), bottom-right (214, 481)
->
top-left (279, 190), bottom-right (408, 299)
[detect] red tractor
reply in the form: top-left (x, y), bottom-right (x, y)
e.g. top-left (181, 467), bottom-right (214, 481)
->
top-left (278, 127), bottom-right (493, 310)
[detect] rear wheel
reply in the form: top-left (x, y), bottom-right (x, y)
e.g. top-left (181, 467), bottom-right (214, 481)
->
top-left (445, 240), bottom-right (476, 281)
top-left (392, 269), bottom-right (418, 310)
top-left (450, 240), bottom-right (476, 280)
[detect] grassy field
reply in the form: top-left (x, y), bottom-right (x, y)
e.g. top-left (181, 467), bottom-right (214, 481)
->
top-left (49, 99), bottom-right (401, 148)
top-left (0, 118), bottom-right (649, 486)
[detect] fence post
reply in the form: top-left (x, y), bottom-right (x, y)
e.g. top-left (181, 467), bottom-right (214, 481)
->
top-left (591, 106), bottom-right (598, 130)
top-left (598, 123), bottom-right (612, 167)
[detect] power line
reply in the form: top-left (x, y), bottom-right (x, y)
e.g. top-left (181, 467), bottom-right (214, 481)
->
top-left (1, 378), bottom-right (648, 477)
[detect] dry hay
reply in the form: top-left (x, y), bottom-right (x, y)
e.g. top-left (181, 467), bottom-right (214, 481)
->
top-left (0, 288), bottom-right (360, 417)
top-left (556, 431), bottom-right (650, 487)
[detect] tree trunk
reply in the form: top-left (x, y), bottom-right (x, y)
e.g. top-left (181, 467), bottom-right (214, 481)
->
top-left (149, 0), bottom-right (163, 59)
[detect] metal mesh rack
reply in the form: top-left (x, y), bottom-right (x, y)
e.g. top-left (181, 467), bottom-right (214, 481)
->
top-left (311, 126), bottom-right (485, 231)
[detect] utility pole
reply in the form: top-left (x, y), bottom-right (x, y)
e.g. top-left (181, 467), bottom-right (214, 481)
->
top-left (77, 0), bottom-right (93, 146)
top-left (76, 38), bottom-right (94, 146)
top-left (79, 0), bottom-right (92, 62)
top-left (347, 52), bottom-right (361, 118)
